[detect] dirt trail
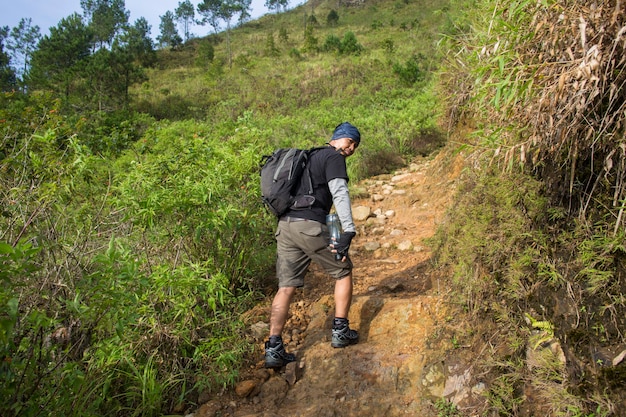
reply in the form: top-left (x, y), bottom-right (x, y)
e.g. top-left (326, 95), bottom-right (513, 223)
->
top-left (197, 149), bottom-right (466, 417)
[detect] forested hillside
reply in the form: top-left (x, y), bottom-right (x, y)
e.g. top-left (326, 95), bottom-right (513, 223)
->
top-left (1, 0), bottom-right (625, 416)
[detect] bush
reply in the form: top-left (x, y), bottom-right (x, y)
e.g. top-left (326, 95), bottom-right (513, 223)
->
top-left (322, 34), bottom-right (342, 53)
top-left (340, 32), bottom-right (363, 55)
top-left (393, 53), bottom-right (428, 85)
top-left (327, 10), bottom-right (339, 26)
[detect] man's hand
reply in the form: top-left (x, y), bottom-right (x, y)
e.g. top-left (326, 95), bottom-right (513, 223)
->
top-left (331, 231), bottom-right (356, 258)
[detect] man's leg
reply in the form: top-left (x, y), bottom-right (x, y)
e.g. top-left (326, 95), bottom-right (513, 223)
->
top-left (270, 286), bottom-right (297, 336)
top-left (333, 272), bottom-right (353, 319)
top-left (332, 272), bottom-right (359, 348)
top-left (265, 286), bottom-right (297, 368)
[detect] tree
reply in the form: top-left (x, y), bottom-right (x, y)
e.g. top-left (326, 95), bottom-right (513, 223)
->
top-left (157, 11), bottom-right (182, 49)
top-left (327, 9), bottom-right (339, 26)
top-left (27, 14), bottom-right (93, 99)
top-left (197, 0), bottom-right (223, 34)
top-left (7, 18), bottom-right (41, 83)
top-left (80, 0), bottom-right (130, 49)
top-left (265, 0), bottom-right (289, 14)
top-left (0, 26), bottom-right (16, 91)
top-left (175, 0), bottom-right (195, 42)
top-left (123, 17), bottom-right (156, 67)
top-left (197, 0), bottom-right (251, 66)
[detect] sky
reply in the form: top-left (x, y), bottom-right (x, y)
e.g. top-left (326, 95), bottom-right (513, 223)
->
top-left (1, 0), bottom-right (271, 40)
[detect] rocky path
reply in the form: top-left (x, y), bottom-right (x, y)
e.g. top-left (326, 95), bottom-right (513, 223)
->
top-left (193, 149), bottom-right (470, 417)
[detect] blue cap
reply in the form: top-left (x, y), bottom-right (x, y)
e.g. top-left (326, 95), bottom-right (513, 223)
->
top-left (330, 122), bottom-right (361, 145)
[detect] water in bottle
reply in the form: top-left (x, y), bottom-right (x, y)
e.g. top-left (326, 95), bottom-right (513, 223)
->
top-left (326, 213), bottom-right (342, 260)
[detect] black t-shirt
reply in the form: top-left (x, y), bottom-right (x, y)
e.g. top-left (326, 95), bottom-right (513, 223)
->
top-left (283, 146), bottom-right (348, 223)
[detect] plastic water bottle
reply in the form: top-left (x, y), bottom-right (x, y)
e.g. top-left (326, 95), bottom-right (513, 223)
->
top-left (326, 213), bottom-right (342, 260)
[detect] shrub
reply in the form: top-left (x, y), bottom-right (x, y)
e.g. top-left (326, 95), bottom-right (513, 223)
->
top-left (340, 32), bottom-right (363, 55)
top-left (327, 10), bottom-right (339, 26)
top-left (322, 34), bottom-right (342, 53)
top-left (393, 53), bottom-right (428, 85)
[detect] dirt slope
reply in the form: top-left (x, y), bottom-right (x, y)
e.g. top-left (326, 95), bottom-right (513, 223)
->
top-left (195, 148), bottom-right (467, 417)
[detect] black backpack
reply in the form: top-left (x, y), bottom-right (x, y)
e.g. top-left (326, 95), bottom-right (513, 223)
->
top-left (259, 147), bottom-right (322, 217)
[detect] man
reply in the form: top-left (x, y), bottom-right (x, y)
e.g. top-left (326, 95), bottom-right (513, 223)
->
top-left (264, 121), bottom-right (361, 368)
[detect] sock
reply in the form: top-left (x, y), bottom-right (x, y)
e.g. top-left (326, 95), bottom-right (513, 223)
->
top-left (268, 335), bottom-right (282, 347)
top-left (333, 317), bottom-right (349, 329)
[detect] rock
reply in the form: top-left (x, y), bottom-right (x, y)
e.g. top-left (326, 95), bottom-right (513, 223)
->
top-left (371, 194), bottom-right (385, 202)
top-left (390, 229), bottom-right (404, 236)
top-left (383, 282), bottom-right (405, 293)
top-left (421, 362), bottom-right (445, 398)
top-left (397, 240), bottom-right (413, 251)
top-left (254, 368), bottom-right (271, 381)
top-left (352, 205), bottom-right (371, 221)
top-left (249, 322), bottom-right (269, 340)
top-left (392, 189), bottom-right (406, 195)
top-left (391, 173), bottom-right (411, 182)
top-left (197, 390), bottom-right (212, 405)
top-left (472, 382), bottom-right (486, 395)
top-left (259, 376), bottom-right (289, 406)
top-left (363, 241), bottom-right (381, 251)
top-left (443, 367), bottom-right (472, 404)
top-left (284, 359), bottom-right (304, 385)
top-left (195, 400), bottom-right (221, 417)
top-left (235, 379), bottom-right (259, 398)
top-left (385, 210), bottom-right (395, 218)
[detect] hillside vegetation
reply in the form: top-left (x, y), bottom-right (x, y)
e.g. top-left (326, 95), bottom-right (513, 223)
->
top-left (433, 0), bottom-right (626, 415)
top-left (1, 0), bottom-right (448, 415)
top-left (2, 0), bottom-right (625, 415)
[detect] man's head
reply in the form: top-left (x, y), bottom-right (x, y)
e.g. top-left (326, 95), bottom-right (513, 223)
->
top-left (329, 122), bottom-right (361, 157)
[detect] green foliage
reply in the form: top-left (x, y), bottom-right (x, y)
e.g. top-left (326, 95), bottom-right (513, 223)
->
top-left (278, 26), bottom-right (288, 43)
top-left (76, 109), bottom-right (155, 155)
top-left (27, 14), bottom-right (93, 100)
top-left (434, 398), bottom-right (460, 416)
top-left (175, 0), bottom-right (196, 42)
top-left (339, 31), bottom-right (363, 55)
top-left (265, 32), bottom-right (280, 57)
top-left (195, 39), bottom-right (215, 66)
top-left (0, 27), bottom-right (17, 91)
top-left (302, 25), bottom-right (318, 53)
top-left (393, 53), bottom-right (428, 85)
top-left (322, 34), bottom-right (341, 53)
top-left (0, 93), bottom-right (274, 415)
top-left (326, 9), bottom-right (339, 26)
top-left (318, 31), bottom-right (362, 55)
top-left (81, 0), bottom-right (130, 49)
top-left (382, 38), bottom-right (395, 54)
top-left (0, 0), bottom-right (454, 414)
top-left (158, 11), bottom-right (183, 48)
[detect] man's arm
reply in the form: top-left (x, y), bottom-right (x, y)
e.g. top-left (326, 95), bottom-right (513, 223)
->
top-left (328, 178), bottom-right (356, 233)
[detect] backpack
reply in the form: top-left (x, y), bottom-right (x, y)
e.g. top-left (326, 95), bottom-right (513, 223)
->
top-left (259, 147), bottom-right (322, 217)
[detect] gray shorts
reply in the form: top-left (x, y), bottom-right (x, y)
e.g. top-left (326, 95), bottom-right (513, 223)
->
top-left (275, 218), bottom-right (353, 288)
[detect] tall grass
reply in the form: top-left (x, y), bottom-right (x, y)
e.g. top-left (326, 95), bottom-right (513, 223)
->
top-left (435, 0), bottom-right (626, 414)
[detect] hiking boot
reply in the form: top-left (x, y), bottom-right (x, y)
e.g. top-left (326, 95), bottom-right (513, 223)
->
top-left (331, 323), bottom-right (359, 348)
top-left (264, 340), bottom-right (296, 368)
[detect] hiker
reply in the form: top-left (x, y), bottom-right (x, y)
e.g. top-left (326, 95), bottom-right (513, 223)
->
top-left (264, 122), bottom-right (361, 368)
